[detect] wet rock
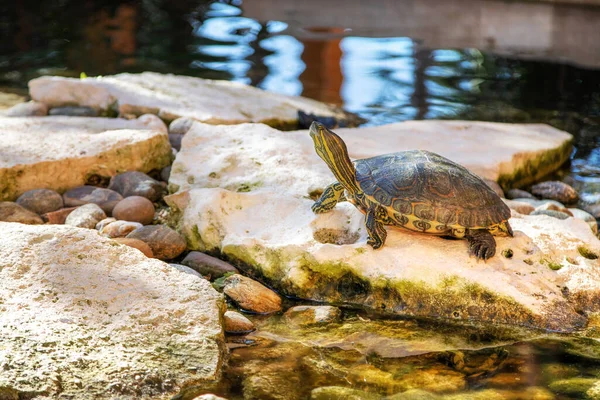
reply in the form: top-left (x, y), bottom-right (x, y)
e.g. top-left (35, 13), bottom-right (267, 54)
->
top-left (181, 251), bottom-right (239, 280)
top-left (95, 217), bottom-right (117, 231)
top-left (569, 208), bottom-right (598, 234)
top-left (100, 220), bottom-right (143, 238)
top-left (483, 179), bottom-right (504, 198)
top-left (283, 305), bottom-right (342, 326)
top-left (541, 363), bottom-right (580, 383)
top-left (126, 225), bottom-right (186, 260)
top-left (548, 377), bottom-right (598, 398)
top-left (530, 209), bottom-right (571, 220)
top-left (311, 386), bottom-right (380, 400)
top-left (16, 188), bottom-right (63, 214)
top-left (242, 361), bottom-right (304, 400)
top-left (2, 100), bottom-right (48, 116)
top-left (224, 310), bottom-right (255, 334)
top-left (0, 115), bottom-right (171, 201)
top-left (108, 171), bottom-right (165, 202)
top-left (502, 199), bottom-right (534, 215)
top-left (161, 165), bottom-right (171, 182)
top-left (531, 181), bottom-right (579, 204)
top-left (63, 186), bottom-right (123, 215)
top-left (0, 202), bottom-right (43, 224)
top-left (506, 188), bottom-right (536, 200)
top-left (41, 207), bottom-right (77, 224)
top-left (112, 196), bottom-right (155, 225)
top-left (48, 106), bottom-right (97, 117)
top-left (113, 237), bottom-right (153, 257)
top-left (393, 367), bottom-right (467, 394)
top-left (387, 389), bottom-right (441, 399)
top-left (0, 222), bottom-right (225, 398)
top-left (64, 204), bottom-right (107, 229)
top-left (222, 274), bottom-right (282, 314)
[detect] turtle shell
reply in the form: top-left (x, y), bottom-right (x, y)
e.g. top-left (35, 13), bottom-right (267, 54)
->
top-left (354, 150), bottom-right (510, 228)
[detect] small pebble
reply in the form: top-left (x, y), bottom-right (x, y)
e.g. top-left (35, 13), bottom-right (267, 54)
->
top-left (182, 251), bottom-right (239, 280)
top-left (224, 311), bottom-right (255, 334)
top-left (160, 166), bottom-right (171, 183)
top-left (65, 204), bottom-right (107, 229)
top-left (112, 238), bottom-right (153, 257)
top-left (222, 274), bottom-right (282, 314)
top-left (108, 171), bottom-right (165, 202)
top-left (0, 202), bottom-right (43, 224)
top-left (530, 209), bottom-right (571, 220)
top-left (506, 189), bottom-right (536, 200)
top-left (531, 181), bottom-right (579, 204)
top-left (3, 101), bottom-right (48, 117)
top-left (112, 196), bottom-right (155, 225)
top-left (169, 117), bottom-right (195, 136)
top-left (100, 220), bottom-right (143, 238)
top-left (48, 106), bottom-right (98, 117)
top-left (95, 217), bottom-right (117, 231)
top-left (63, 186), bottom-right (123, 215)
top-left (502, 199), bottom-right (534, 215)
top-left (42, 207), bottom-right (77, 224)
top-left (16, 189), bottom-right (63, 214)
top-left (283, 305), bottom-right (342, 326)
top-left (126, 225), bottom-right (186, 260)
top-left (483, 179), bottom-right (504, 198)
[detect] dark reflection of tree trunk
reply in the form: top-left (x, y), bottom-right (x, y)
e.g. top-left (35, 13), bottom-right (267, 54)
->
top-left (300, 38), bottom-right (343, 104)
top-left (412, 48), bottom-right (431, 120)
top-left (246, 26), bottom-right (271, 88)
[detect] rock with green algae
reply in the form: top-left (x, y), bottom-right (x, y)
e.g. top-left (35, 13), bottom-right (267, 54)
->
top-left (0, 222), bottom-right (226, 400)
top-left (548, 377), bottom-right (600, 398)
top-left (0, 114), bottom-right (172, 201)
top-left (387, 389), bottom-right (441, 399)
top-left (443, 387), bottom-right (554, 400)
top-left (310, 386), bottom-right (380, 400)
top-left (29, 73), bottom-right (353, 127)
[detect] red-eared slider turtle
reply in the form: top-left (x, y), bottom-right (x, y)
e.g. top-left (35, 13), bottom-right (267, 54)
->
top-left (309, 122), bottom-right (513, 260)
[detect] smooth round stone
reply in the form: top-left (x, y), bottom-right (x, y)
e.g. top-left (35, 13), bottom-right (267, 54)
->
top-left (3, 101), bottom-right (48, 117)
top-left (530, 209), bottom-right (571, 220)
top-left (169, 134), bottom-right (183, 151)
top-left (16, 189), bottom-right (63, 214)
top-left (112, 196), bottom-right (155, 225)
top-left (100, 220), bottom-right (143, 238)
top-left (160, 166), bottom-right (171, 183)
top-left (41, 207), bottom-right (77, 224)
top-left (112, 238), bottom-right (153, 258)
top-left (0, 202), bottom-right (43, 224)
top-left (283, 305), bottom-right (342, 326)
top-left (483, 179), bottom-right (504, 198)
top-left (569, 208), bottom-right (598, 234)
top-left (169, 117), bottom-right (195, 136)
top-left (182, 251), bottom-right (239, 280)
top-left (126, 225), bottom-right (186, 260)
top-left (531, 181), bottom-right (579, 204)
top-left (506, 188), bottom-right (536, 200)
top-left (63, 186), bottom-right (123, 215)
top-left (222, 274), bottom-right (282, 314)
top-left (48, 106), bottom-right (98, 117)
top-left (65, 204), bottom-right (107, 229)
top-left (108, 171), bottom-right (165, 202)
top-left (223, 311), bottom-right (255, 334)
top-left (502, 199), bottom-right (534, 215)
top-left (95, 217), bottom-right (117, 231)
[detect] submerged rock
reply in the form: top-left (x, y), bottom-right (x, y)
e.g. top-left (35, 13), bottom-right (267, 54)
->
top-left (0, 115), bottom-right (171, 201)
top-left (311, 386), bottom-right (380, 400)
top-left (29, 73), bottom-right (352, 128)
top-left (531, 181), bottom-right (579, 204)
top-left (222, 274), bottom-right (282, 314)
top-left (283, 305), bottom-right (342, 326)
top-left (16, 188), bottom-right (64, 214)
top-left (0, 222), bottom-right (225, 399)
top-left (0, 202), bottom-right (43, 224)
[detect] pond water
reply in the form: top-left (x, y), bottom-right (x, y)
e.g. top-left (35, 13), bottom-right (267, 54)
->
top-left (2, 1), bottom-right (600, 399)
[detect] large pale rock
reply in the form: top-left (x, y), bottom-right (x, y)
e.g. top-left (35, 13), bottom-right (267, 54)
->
top-left (0, 115), bottom-right (172, 201)
top-left (165, 123), bottom-right (598, 332)
top-left (29, 73), bottom-right (351, 127)
top-left (0, 222), bottom-right (225, 399)
top-left (168, 121), bottom-right (572, 197)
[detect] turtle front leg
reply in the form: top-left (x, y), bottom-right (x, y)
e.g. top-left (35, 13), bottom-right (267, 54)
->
top-left (465, 229), bottom-right (496, 260)
top-left (312, 182), bottom-right (346, 214)
top-left (366, 208), bottom-right (387, 249)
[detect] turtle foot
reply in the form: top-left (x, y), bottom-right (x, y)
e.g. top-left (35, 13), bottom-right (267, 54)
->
top-left (466, 229), bottom-right (496, 260)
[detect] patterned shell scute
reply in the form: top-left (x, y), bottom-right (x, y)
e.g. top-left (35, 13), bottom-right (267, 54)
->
top-left (354, 150), bottom-right (510, 228)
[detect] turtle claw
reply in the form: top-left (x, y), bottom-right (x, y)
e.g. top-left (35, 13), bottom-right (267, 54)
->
top-left (466, 230), bottom-right (496, 261)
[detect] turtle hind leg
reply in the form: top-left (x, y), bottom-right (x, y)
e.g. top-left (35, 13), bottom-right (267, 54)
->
top-left (465, 229), bottom-right (496, 260)
top-left (366, 208), bottom-right (387, 249)
top-left (312, 181), bottom-right (346, 214)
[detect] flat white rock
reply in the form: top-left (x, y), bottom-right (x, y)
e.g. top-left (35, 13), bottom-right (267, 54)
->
top-left (0, 115), bottom-right (172, 201)
top-left (29, 73), bottom-right (349, 126)
top-left (167, 122), bottom-right (598, 332)
top-left (0, 222), bottom-right (225, 399)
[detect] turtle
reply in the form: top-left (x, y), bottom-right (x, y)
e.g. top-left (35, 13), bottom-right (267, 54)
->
top-left (309, 121), bottom-right (513, 260)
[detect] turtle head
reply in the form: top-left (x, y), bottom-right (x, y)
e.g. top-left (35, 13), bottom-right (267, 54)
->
top-left (309, 122), bottom-right (359, 192)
